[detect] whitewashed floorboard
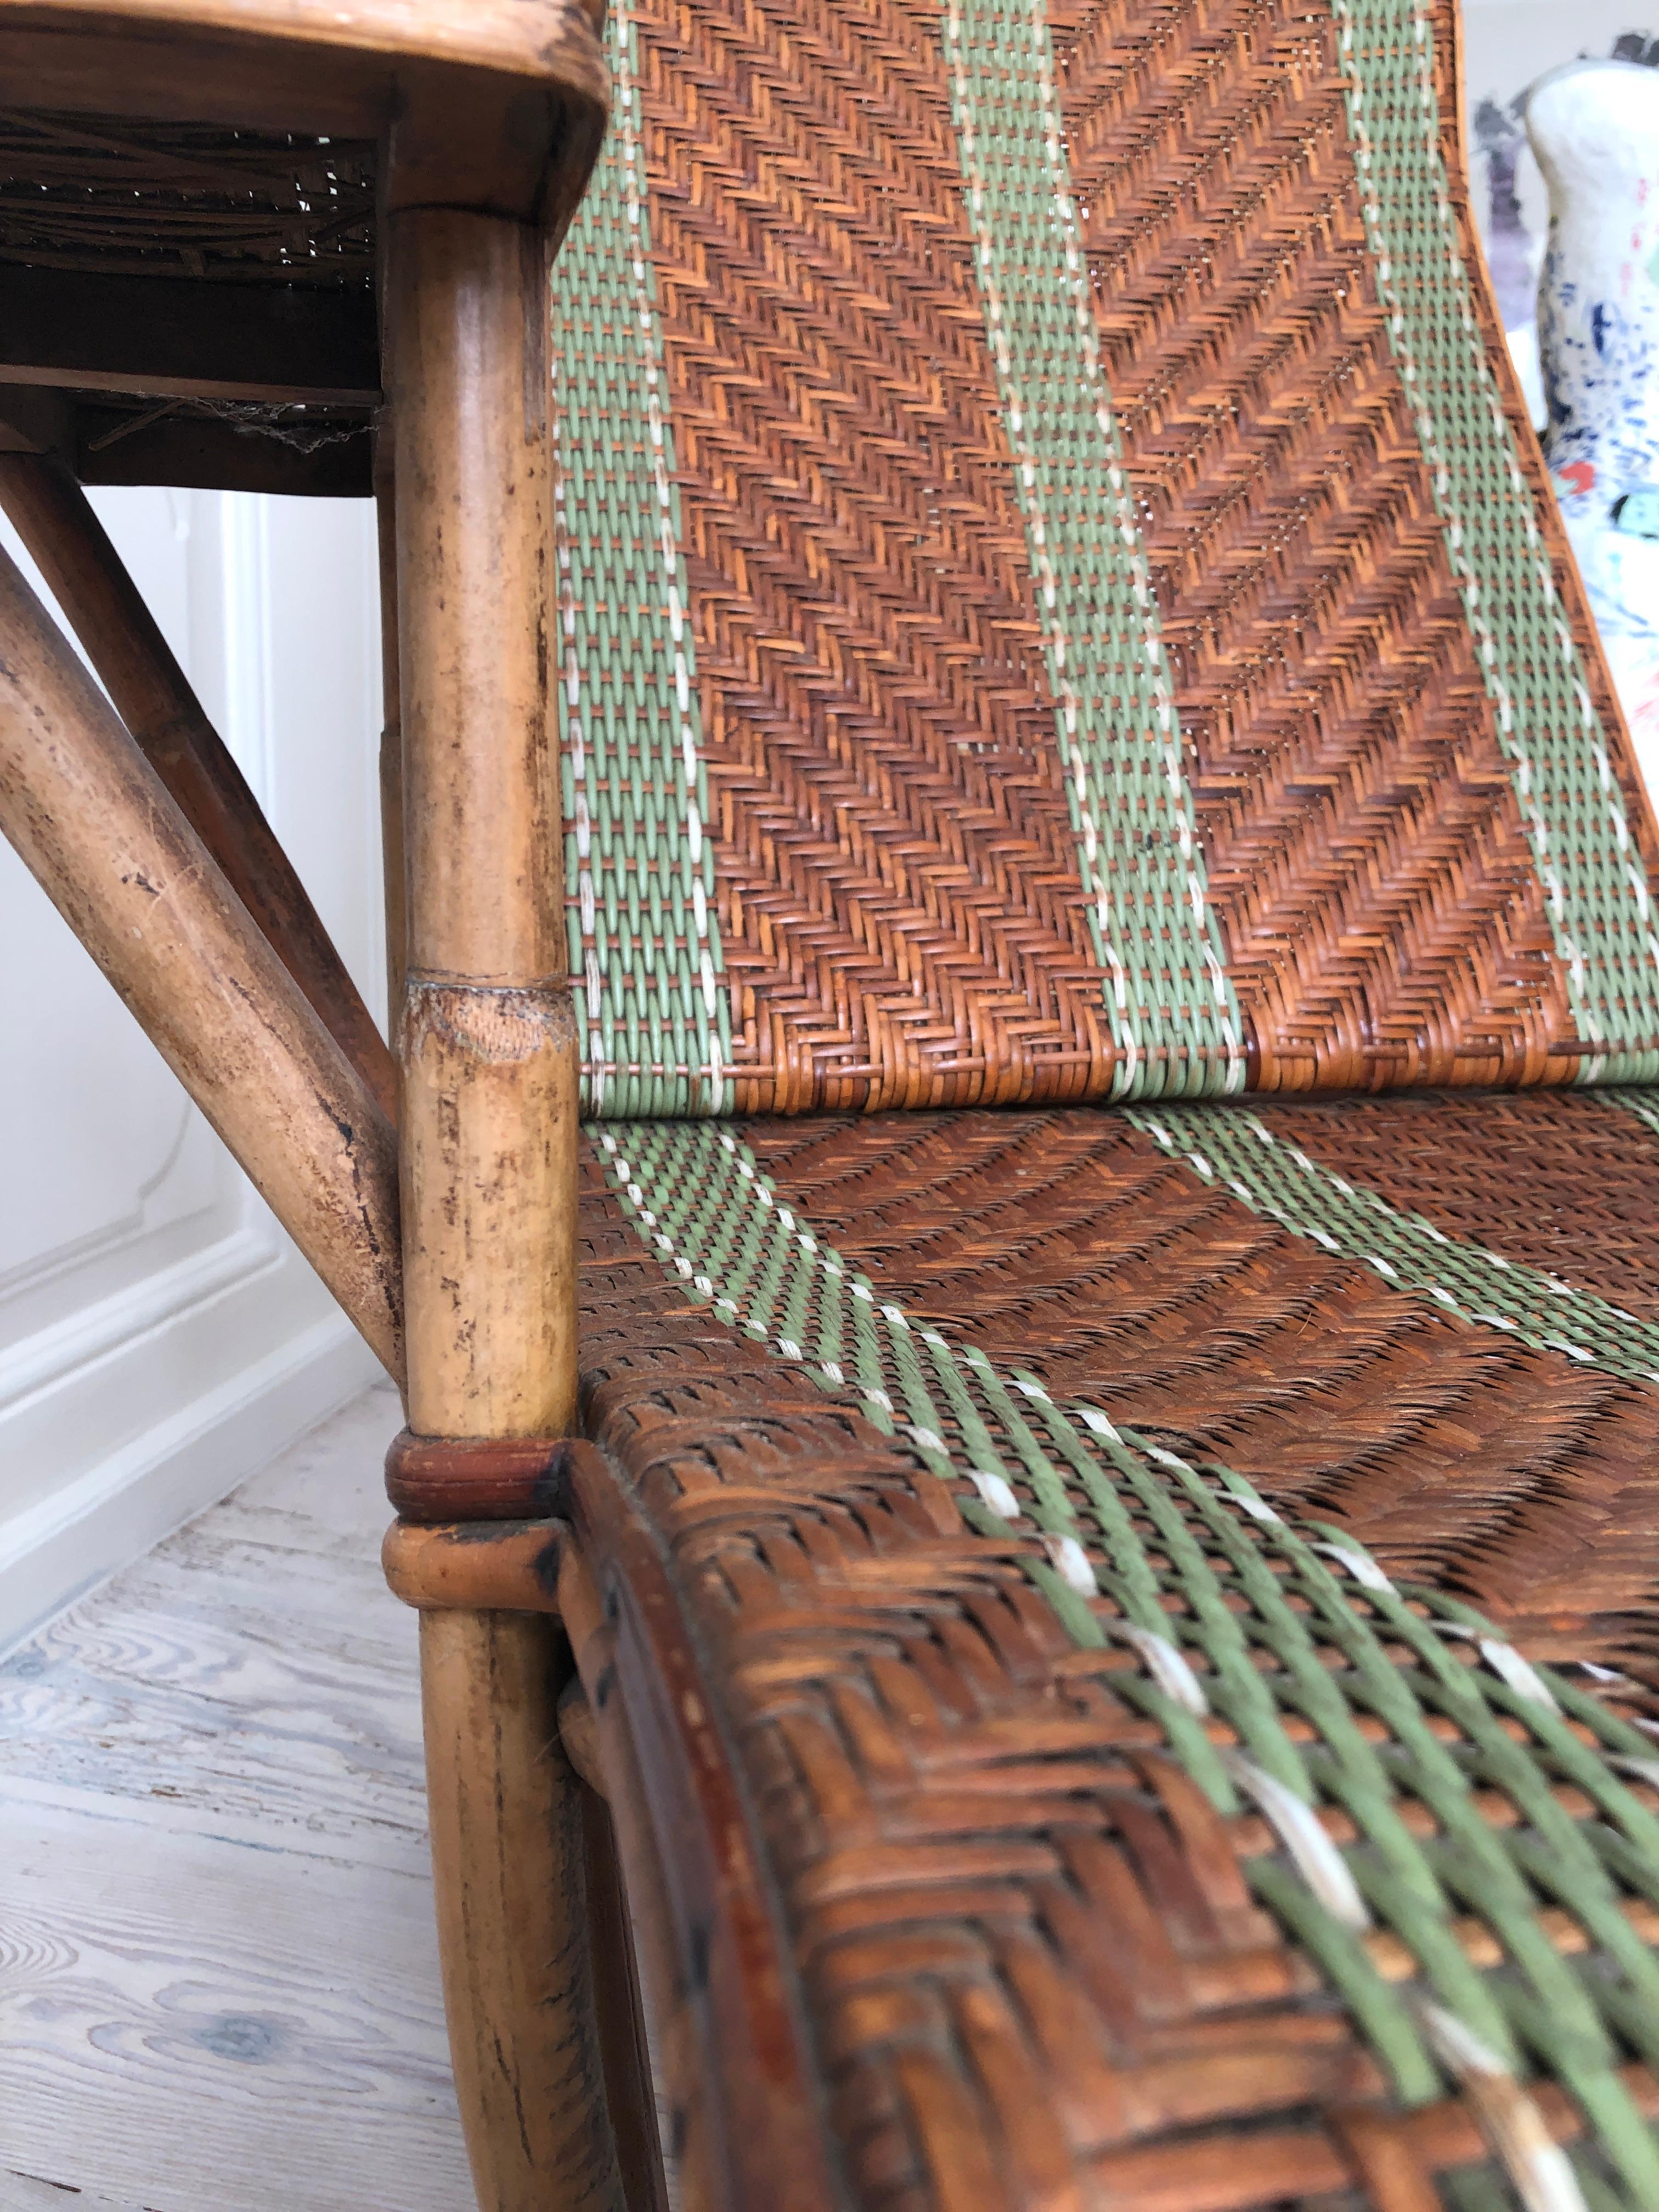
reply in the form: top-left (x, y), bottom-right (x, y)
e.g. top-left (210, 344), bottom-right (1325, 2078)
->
top-left (0, 1542), bottom-right (427, 1869)
top-left (208, 1383), bottom-right (403, 1565)
top-left (0, 1386), bottom-right (469, 2211)
top-left (3, 2169), bottom-right (154, 2210)
top-left (0, 1810), bottom-right (468, 2212)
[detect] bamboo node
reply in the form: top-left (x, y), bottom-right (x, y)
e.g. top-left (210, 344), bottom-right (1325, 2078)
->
top-left (402, 977), bottom-right (578, 1066)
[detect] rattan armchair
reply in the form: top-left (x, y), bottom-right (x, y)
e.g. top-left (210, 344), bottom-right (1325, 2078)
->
top-left (9, 0), bottom-right (1659, 2208)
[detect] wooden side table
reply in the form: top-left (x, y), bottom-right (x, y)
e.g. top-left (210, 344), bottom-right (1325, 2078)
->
top-left (0, 8), bottom-right (629, 2208)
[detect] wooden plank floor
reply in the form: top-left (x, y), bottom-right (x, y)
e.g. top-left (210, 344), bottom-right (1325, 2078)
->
top-left (0, 1381), bottom-right (474, 2212)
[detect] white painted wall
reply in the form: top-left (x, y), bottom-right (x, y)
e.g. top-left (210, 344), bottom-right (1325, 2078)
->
top-left (0, 488), bottom-right (387, 1651)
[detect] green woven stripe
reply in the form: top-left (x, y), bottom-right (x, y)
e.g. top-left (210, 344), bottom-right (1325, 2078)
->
top-left (1331, 0), bottom-right (1659, 1081)
top-left (549, 0), bottom-right (733, 1118)
top-left (940, 0), bottom-right (1244, 1101)
top-left (1130, 1104), bottom-right (1659, 1385)
top-left (597, 1119), bottom-right (1659, 2204)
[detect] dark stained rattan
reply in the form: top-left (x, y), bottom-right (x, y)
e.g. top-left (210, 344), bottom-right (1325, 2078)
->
top-left (0, 111), bottom-right (375, 285)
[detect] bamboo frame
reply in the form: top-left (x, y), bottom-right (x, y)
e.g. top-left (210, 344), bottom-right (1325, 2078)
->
top-left (382, 1517), bottom-right (561, 1613)
top-left (420, 1609), bottom-right (625, 2212)
top-left (385, 204), bottom-right (599, 2209)
top-left (0, 535), bottom-right (403, 1375)
top-left (374, 426), bottom-right (407, 1043)
top-left (383, 1513), bottom-right (677, 2212)
top-left (388, 207), bottom-right (579, 1445)
top-left (0, 449), bottom-right (398, 1119)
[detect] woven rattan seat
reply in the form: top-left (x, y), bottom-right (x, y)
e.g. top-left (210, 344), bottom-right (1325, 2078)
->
top-left (492, 0), bottom-right (1659, 2200)
top-left (570, 1092), bottom-right (1659, 2208)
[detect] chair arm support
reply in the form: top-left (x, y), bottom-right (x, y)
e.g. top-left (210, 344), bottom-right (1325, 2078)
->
top-left (382, 1516), bottom-right (565, 1613)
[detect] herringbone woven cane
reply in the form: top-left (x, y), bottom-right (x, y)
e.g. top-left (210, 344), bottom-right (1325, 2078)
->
top-left (579, 1089), bottom-right (1659, 2210)
top-left (549, 0), bottom-right (1659, 1113)
top-left (540, 0), bottom-right (1659, 2198)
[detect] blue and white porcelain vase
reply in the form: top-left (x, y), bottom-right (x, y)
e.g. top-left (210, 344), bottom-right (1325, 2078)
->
top-left (1528, 58), bottom-right (1659, 789)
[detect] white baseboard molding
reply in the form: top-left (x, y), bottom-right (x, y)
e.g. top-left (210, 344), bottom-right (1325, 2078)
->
top-left (0, 1310), bottom-right (379, 1654)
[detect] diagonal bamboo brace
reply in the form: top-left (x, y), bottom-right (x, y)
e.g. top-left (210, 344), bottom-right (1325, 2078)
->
top-left (0, 451), bottom-right (399, 1120)
top-left (0, 537), bottom-right (404, 1380)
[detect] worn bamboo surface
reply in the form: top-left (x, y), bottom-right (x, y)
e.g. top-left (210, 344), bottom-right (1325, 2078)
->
top-left (381, 1519), bottom-right (561, 1613)
top-left (390, 208), bottom-right (578, 1443)
top-left (374, 428), bottom-right (406, 1044)
top-left (418, 1611), bottom-right (622, 2212)
top-left (388, 203), bottom-right (607, 2212)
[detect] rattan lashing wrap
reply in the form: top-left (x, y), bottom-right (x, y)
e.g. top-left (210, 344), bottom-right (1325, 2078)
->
top-left (549, 0), bottom-right (1659, 1114)
top-left (580, 1096), bottom-right (1659, 2210)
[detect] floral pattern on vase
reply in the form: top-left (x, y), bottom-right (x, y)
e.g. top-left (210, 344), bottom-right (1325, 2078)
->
top-left (1528, 58), bottom-right (1659, 793)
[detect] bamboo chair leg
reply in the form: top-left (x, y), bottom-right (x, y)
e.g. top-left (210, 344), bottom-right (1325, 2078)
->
top-left (420, 1612), bottom-right (620, 2212)
top-left (0, 451), bottom-right (398, 1122)
top-left (373, 427), bottom-right (407, 1043)
top-left (387, 206), bottom-right (610, 2211)
top-left (383, 1521), bottom-right (667, 2204)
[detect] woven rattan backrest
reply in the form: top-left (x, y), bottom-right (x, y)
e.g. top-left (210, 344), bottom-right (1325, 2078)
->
top-left (550, 0), bottom-right (1659, 1116)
